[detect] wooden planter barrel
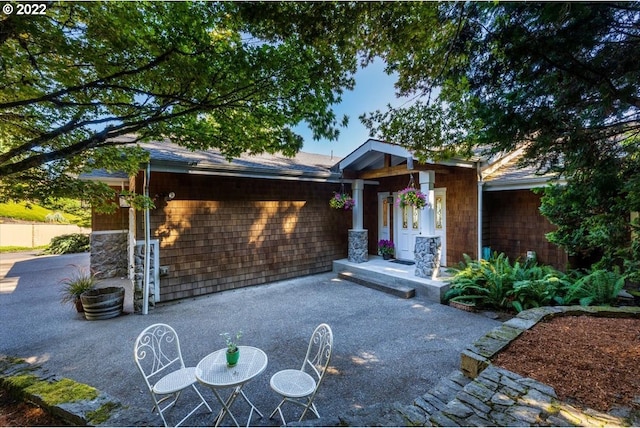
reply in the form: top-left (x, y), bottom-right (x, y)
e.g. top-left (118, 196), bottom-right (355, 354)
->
top-left (80, 286), bottom-right (124, 320)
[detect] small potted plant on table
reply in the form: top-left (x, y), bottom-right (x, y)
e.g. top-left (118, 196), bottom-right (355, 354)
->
top-left (378, 239), bottom-right (395, 260)
top-left (221, 330), bottom-right (242, 367)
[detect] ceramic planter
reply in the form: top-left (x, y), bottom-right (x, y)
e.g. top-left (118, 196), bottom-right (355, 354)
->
top-left (226, 348), bottom-right (239, 367)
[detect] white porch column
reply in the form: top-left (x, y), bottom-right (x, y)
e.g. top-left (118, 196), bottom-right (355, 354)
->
top-left (419, 171), bottom-right (435, 235)
top-left (348, 179), bottom-right (367, 263)
top-left (352, 179), bottom-right (365, 230)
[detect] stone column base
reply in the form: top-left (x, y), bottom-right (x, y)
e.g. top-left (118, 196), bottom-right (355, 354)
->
top-left (415, 235), bottom-right (441, 279)
top-left (348, 229), bottom-right (368, 263)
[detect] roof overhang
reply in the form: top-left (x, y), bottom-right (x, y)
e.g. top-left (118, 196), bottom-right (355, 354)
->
top-left (483, 176), bottom-right (565, 191)
top-left (337, 139), bottom-right (480, 172)
top-left (149, 159), bottom-right (341, 183)
top-left (79, 170), bottom-right (130, 187)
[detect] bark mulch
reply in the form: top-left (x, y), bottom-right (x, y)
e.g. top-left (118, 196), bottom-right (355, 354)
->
top-left (493, 315), bottom-right (640, 413)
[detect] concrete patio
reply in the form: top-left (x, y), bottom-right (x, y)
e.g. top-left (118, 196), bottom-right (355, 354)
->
top-left (0, 251), bottom-right (501, 426)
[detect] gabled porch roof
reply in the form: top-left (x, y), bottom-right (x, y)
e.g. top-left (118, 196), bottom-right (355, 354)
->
top-left (336, 139), bottom-right (481, 174)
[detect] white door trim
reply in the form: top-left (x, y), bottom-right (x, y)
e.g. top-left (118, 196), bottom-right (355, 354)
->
top-left (377, 192), bottom-right (391, 254)
top-left (434, 188), bottom-right (447, 266)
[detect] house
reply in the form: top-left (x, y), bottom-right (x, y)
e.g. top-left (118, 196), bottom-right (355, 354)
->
top-left (88, 137), bottom-right (567, 311)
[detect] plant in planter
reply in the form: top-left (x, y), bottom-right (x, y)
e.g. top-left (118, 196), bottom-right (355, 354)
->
top-left (220, 330), bottom-right (243, 367)
top-left (59, 265), bottom-right (98, 313)
top-left (329, 192), bottom-right (355, 210)
top-left (378, 239), bottom-right (395, 260)
top-left (396, 187), bottom-right (428, 210)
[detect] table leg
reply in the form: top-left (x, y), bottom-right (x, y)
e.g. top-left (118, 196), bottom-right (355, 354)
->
top-left (239, 389), bottom-right (264, 426)
top-left (211, 388), bottom-right (240, 428)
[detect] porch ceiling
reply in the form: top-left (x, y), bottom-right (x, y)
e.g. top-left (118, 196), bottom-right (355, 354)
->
top-left (337, 139), bottom-right (413, 172)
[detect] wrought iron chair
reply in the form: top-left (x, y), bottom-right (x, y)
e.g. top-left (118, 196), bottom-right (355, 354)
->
top-left (269, 323), bottom-right (334, 425)
top-left (134, 323), bottom-right (212, 427)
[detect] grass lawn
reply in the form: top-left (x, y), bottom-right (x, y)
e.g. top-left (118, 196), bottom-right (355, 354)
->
top-left (0, 201), bottom-right (83, 224)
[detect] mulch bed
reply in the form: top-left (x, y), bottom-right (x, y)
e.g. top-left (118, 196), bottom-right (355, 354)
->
top-left (0, 388), bottom-right (70, 426)
top-left (493, 315), bottom-right (640, 412)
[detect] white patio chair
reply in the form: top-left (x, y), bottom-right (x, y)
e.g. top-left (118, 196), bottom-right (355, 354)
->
top-left (134, 323), bottom-right (212, 427)
top-left (269, 323), bottom-right (334, 425)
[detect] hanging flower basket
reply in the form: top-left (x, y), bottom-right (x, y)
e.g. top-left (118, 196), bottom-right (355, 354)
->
top-left (396, 187), bottom-right (428, 209)
top-left (330, 192), bottom-right (355, 210)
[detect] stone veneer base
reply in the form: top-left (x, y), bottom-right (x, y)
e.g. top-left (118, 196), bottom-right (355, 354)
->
top-left (414, 235), bottom-right (441, 279)
top-left (348, 229), bottom-right (368, 263)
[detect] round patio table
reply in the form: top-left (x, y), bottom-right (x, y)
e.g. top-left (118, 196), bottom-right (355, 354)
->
top-left (195, 346), bottom-right (268, 427)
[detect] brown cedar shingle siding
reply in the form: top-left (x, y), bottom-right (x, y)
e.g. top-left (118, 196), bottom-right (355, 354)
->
top-left (135, 172), bottom-right (349, 301)
top-left (435, 166), bottom-right (478, 264)
top-left (91, 187), bottom-right (129, 231)
top-left (484, 189), bottom-right (568, 269)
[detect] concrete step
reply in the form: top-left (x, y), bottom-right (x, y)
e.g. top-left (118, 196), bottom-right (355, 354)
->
top-left (338, 271), bottom-right (416, 299)
top-left (333, 258), bottom-right (450, 303)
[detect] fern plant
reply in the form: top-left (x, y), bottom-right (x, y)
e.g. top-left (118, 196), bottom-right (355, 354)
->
top-left (511, 274), bottom-right (571, 312)
top-left (557, 269), bottom-right (625, 306)
top-left (445, 252), bottom-right (518, 310)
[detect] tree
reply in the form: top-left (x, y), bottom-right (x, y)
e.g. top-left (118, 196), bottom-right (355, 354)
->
top-left (362, 2), bottom-right (640, 166)
top-left (361, 2), bottom-right (640, 273)
top-left (0, 1), bottom-right (359, 211)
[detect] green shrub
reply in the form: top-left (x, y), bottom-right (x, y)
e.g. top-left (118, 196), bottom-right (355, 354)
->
top-left (446, 253), bottom-right (626, 312)
top-left (557, 268), bottom-right (626, 306)
top-left (445, 253), bottom-right (517, 310)
top-left (446, 252), bottom-right (570, 312)
top-left (44, 233), bottom-right (90, 254)
top-left (511, 272), bottom-right (570, 313)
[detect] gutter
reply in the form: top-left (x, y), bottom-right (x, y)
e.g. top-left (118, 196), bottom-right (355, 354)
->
top-left (143, 162), bottom-right (151, 315)
top-left (477, 162), bottom-right (484, 261)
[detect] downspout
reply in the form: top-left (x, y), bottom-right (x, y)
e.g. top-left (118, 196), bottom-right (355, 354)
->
top-left (143, 162), bottom-right (151, 315)
top-left (477, 162), bottom-right (484, 261)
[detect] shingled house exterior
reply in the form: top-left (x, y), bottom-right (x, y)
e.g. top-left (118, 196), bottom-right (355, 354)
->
top-left (88, 137), bottom-right (567, 309)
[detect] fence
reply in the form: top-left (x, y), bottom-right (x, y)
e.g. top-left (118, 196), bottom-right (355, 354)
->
top-left (0, 223), bottom-right (91, 247)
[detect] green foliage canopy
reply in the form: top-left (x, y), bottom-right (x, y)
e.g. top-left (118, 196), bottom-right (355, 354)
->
top-left (0, 2), bottom-right (360, 210)
top-left (360, 2), bottom-right (640, 275)
top-left (362, 2), bottom-right (640, 168)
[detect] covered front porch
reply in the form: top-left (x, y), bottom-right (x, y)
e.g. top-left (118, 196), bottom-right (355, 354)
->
top-left (333, 255), bottom-right (451, 303)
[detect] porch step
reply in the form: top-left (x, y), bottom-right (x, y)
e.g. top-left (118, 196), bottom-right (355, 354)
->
top-left (333, 258), bottom-right (451, 303)
top-left (338, 271), bottom-right (416, 299)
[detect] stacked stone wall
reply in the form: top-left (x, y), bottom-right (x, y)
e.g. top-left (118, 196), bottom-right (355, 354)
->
top-left (414, 235), bottom-right (441, 278)
top-left (90, 231), bottom-right (128, 279)
top-left (133, 241), bottom-right (157, 312)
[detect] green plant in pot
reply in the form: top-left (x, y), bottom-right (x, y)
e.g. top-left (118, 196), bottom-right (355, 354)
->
top-left (221, 330), bottom-right (242, 367)
top-left (59, 265), bottom-right (98, 312)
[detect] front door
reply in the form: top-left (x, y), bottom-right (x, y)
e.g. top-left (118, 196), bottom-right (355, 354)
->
top-left (394, 194), bottom-right (421, 261)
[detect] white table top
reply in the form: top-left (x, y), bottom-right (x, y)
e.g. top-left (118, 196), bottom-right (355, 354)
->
top-left (196, 346), bottom-right (268, 388)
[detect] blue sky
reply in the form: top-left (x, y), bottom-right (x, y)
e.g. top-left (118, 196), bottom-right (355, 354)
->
top-left (296, 59), bottom-right (408, 159)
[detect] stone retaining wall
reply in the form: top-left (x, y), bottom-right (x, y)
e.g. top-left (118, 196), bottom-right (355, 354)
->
top-left (295, 305), bottom-right (640, 427)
